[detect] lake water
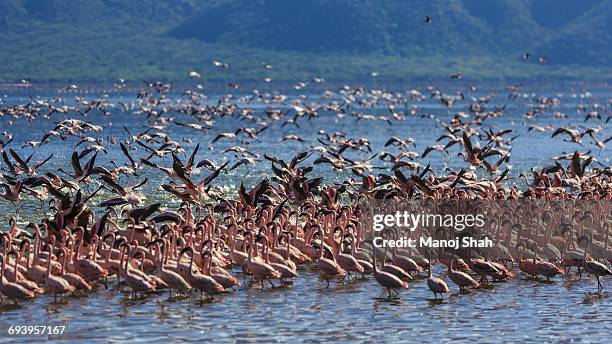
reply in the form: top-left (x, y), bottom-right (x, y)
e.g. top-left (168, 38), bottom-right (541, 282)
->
top-left (0, 84), bottom-right (610, 342)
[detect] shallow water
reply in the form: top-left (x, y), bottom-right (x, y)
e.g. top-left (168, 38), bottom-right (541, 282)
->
top-left (0, 85), bottom-right (611, 342)
top-left (1, 265), bottom-right (610, 343)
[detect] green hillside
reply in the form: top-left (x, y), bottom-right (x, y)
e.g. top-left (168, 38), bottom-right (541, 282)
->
top-left (0, 0), bottom-right (610, 82)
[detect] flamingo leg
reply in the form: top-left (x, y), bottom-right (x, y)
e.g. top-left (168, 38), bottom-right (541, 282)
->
top-left (597, 276), bottom-right (603, 292)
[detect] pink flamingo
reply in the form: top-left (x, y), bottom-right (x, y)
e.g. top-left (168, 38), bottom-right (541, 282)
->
top-left (180, 246), bottom-right (224, 300)
top-left (316, 228), bottom-right (346, 287)
top-left (153, 240), bottom-right (190, 297)
top-left (72, 229), bottom-right (108, 282)
top-left (246, 235), bottom-right (281, 288)
top-left (427, 261), bottom-right (450, 299)
top-left (44, 238), bottom-right (76, 301)
top-left (57, 248), bottom-right (92, 291)
top-left (121, 245), bottom-right (156, 298)
top-left (333, 228), bottom-right (364, 281)
top-left (447, 252), bottom-right (479, 292)
top-left (0, 253), bottom-right (35, 304)
top-left (200, 241), bottom-right (241, 289)
top-left (372, 245), bottom-right (408, 297)
top-left (8, 250), bottom-right (44, 294)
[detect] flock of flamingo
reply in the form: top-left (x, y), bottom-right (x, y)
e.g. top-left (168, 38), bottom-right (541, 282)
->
top-left (0, 76), bottom-right (611, 306)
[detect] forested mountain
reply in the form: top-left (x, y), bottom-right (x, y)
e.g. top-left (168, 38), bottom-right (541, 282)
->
top-left (1, 0), bottom-right (610, 82)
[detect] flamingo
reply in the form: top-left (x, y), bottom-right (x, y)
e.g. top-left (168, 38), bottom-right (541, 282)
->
top-left (579, 236), bottom-right (612, 292)
top-left (246, 236), bottom-right (281, 288)
top-left (332, 228), bottom-right (363, 281)
top-left (98, 233), bottom-right (124, 283)
top-left (468, 258), bottom-right (499, 285)
top-left (315, 229), bottom-right (345, 287)
top-left (447, 252), bottom-right (479, 292)
top-left (200, 242), bottom-right (241, 290)
top-left (349, 235), bottom-right (372, 275)
top-left (6, 250), bottom-right (44, 294)
top-left (180, 247), bottom-right (224, 300)
top-left (372, 244), bottom-right (408, 297)
top-left (517, 243), bottom-right (540, 278)
top-left (121, 245), bottom-right (156, 298)
top-left (44, 238), bottom-right (76, 300)
top-left (73, 229), bottom-right (108, 282)
top-left (533, 259), bottom-right (563, 281)
top-left (264, 236), bottom-right (298, 284)
top-left (57, 248), bottom-right (92, 291)
top-left (154, 241), bottom-right (191, 297)
top-left (427, 261), bottom-right (450, 300)
top-left (389, 228), bottom-right (423, 273)
top-left (0, 254), bottom-right (35, 304)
